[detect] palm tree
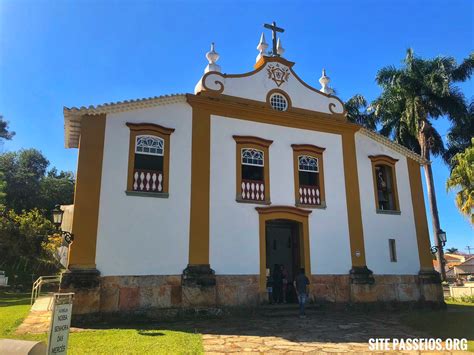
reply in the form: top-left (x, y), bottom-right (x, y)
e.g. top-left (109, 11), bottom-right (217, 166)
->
top-left (345, 94), bottom-right (378, 130)
top-left (445, 100), bottom-right (474, 169)
top-left (372, 49), bottom-right (473, 281)
top-left (446, 139), bottom-right (473, 224)
top-left (446, 247), bottom-right (459, 254)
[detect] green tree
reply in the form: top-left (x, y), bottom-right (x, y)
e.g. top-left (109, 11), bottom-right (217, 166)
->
top-left (0, 115), bottom-right (15, 141)
top-left (0, 172), bottom-right (6, 206)
top-left (446, 139), bottom-right (473, 224)
top-left (0, 208), bottom-right (60, 285)
top-left (446, 247), bottom-right (459, 254)
top-left (372, 49), bottom-right (473, 280)
top-left (445, 100), bottom-right (474, 168)
top-left (0, 149), bottom-right (49, 212)
top-left (39, 168), bottom-right (75, 213)
top-left (0, 149), bottom-right (74, 213)
top-left (345, 94), bottom-right (378, 130)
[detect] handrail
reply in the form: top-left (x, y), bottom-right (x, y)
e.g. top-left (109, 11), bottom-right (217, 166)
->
top-left (30, 275), bottom-right (61, 305)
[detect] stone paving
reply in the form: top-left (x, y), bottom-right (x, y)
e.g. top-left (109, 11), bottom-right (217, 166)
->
top-left (15, 301), bottom-right (466, 353)
top-left (195, 307), bottom-right (465, 354)
top-left (15, 295), bottom-right (53, 334)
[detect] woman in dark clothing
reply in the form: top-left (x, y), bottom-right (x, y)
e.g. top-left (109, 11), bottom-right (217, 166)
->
top-left (272, 264), bottom-right (283, 303)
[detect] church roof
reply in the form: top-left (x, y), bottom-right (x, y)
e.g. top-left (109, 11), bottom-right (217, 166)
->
top-left (63, 93), bottom-right (186, 148)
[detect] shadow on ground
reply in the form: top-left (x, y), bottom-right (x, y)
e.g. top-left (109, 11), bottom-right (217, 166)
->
top-left (75, 306), bottom-right (432, 345)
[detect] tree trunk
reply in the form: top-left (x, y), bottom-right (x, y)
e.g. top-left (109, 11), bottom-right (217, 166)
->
top-left (419, 121), bottom-right (446, 281)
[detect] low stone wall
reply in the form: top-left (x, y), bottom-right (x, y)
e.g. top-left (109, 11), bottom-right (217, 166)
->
top-left (309, 275), bottom-right (443, 304)
top-left (64, 273), bottom-right (443, 316)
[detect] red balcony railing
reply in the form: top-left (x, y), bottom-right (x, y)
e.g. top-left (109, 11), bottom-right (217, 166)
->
top-left (298, 184), bottom-right (320, 205)
top-left (133, 169), bottom-right (163, 193)
top-left (241, 179), bottom-right (265, 201)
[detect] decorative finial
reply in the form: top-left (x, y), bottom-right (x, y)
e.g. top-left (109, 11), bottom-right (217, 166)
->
top-left (205, 42), bottom-right (221, 73)
top-left (319, 68), bottom-right (333, 94)
top-left (256, 33), bottom-right (268, 63)
top-left (276, 38), bottom-right (284, 56)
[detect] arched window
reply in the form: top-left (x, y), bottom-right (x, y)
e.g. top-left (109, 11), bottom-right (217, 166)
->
top-left (233, 136), bottom-right (273, 204)
top-left (126, 123), bottom-right (174, 196)
top-left (374, 164), bottom-right (395, 210)
top-left (135, 135), bottom-right (164, 156)
top-left (369, 155), bottom-right (400, 213)
top-left (292, 145), bottom-right (326, 207)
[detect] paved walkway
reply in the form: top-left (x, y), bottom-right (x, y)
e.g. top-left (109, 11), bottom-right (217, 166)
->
top-left (15, 295), bottom-right (53, 334)
top-left (195, 307), bottom-right (464, 354)
top-left (15, 302), bottom-right (466, 353)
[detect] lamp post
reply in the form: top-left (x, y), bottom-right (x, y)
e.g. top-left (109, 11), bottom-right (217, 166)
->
top-left (52, 205), bottom-right (74, 245)
top-left (430, 229), bottom-right (447, 281)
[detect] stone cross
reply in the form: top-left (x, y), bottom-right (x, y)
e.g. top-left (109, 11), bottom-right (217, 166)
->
top-left (264, 21), bottom-right (284, 56)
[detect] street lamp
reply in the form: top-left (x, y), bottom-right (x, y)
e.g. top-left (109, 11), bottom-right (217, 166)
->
top-left (52, 205), bottom-right (74, 244)
top-left (430, 229), bottom-right (447, 254)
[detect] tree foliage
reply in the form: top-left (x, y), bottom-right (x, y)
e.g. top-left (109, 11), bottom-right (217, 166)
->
top-left (445, 99), bottom-right (474, 169)
top-left (0, 208), bottom-right (61, 284)
top-left (446, 247), bottom-right (459, 254)
top-left (0, 149), bottom-right (74, 213)
top-left (372, 49), bottom-right (473, 160)
top-left (446, 139), bottom-right (474, 224)
top-left (345, 94), bottom-right (378, 130)
top-left (0, 115), bottom-right (15, 141)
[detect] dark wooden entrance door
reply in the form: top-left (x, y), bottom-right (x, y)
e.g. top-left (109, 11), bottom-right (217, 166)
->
top-left (265, 219), bottom-right (301, 302)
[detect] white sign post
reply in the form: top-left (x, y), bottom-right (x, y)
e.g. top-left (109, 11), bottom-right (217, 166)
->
top-left (47, 293), bottom-right (74, 355)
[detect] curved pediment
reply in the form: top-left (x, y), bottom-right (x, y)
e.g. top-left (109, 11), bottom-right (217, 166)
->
top-left (194, 56), bottom-right (345, 117)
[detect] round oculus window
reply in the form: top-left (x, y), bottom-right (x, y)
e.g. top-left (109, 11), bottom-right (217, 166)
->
top-left (269, 93), bottom-right (288, 111)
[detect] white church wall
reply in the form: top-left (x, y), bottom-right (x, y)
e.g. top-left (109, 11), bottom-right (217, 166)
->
top-left (95, 103), bottom-right (192, 276)
top-left (355, 132), bottom-right (421, 275)
top-left (200, 65), bottom-right (344, 115)
top-left (210, 115), bottom-right (353, 276)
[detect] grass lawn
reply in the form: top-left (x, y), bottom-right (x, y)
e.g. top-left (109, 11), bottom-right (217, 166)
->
top-left (400, 300), bottom-right (474, 352)
top-left (0, 291), bottom-right (203, 354)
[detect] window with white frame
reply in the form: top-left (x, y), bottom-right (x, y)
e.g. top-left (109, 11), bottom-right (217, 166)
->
top-left (241, 148), bottom-right (264, 181)
top-left (135, 135), bottom-right (164, 156)
top-left (133, 135), bottom-right (164, 192)
top-left (297, 155), bottom-right (321, 205)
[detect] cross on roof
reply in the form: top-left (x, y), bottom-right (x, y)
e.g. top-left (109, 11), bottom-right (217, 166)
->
top-left (263, 21), bottom-right (284, 57)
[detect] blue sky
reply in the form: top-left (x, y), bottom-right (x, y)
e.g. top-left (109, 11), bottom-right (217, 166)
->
top-left (0, 0), bottom-right (472, 251)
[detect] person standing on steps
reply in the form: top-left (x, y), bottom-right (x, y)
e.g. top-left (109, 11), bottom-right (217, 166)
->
top-left (294, 268), bottom-right (310, 318)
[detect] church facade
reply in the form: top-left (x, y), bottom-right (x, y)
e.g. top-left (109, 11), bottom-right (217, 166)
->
top-left (61, 30), bottom-right (443, 315)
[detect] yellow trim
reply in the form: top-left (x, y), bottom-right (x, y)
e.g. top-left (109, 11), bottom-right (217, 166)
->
top-left (68, 114), bottom-right (106, 270)
top-left (407, 158), bottom-right (433, 271)
top-left (233, 136), bottom-right (273, 204)
top-left (256, 206), bottom-right (312, 292)
top-left (188, 109), bottom-right (211, 265)
top-left (126, 123), bottom-right (175, 194)
top-left (369, 155), bottom-right (400, 212)
top-left (342, 131), bottom-right (367, 267)
top-left (187, 94), bottom-right (351, 129)
top-left (291, 144), bottom-right (326, 208)
top-left (186, 94), bottom-right (369, 271)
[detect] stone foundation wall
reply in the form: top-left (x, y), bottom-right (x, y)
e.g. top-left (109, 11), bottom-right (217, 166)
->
top-left (309, 275), bottom-right (443, 304)
top-left (64, 273), bottom-right (443, 315)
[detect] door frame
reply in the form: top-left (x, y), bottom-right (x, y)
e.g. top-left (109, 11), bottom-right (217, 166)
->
top-left (256, 206), bottom-right (312, 293)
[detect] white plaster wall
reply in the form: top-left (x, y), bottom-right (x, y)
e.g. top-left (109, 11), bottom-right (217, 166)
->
top-left (210, 116), bottom-right (352, 275)
top-left (96, 103), bottom-right (192, 276)
top-left (355, 132), bottom-right (420, 274)
top-left (200, 62), bottom-right (344, 114)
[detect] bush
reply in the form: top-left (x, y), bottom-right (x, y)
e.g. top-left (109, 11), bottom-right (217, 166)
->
top-left (445, 295), bottom-right (474, 303)
top-left (0, 208), bottom-right (62, 287)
